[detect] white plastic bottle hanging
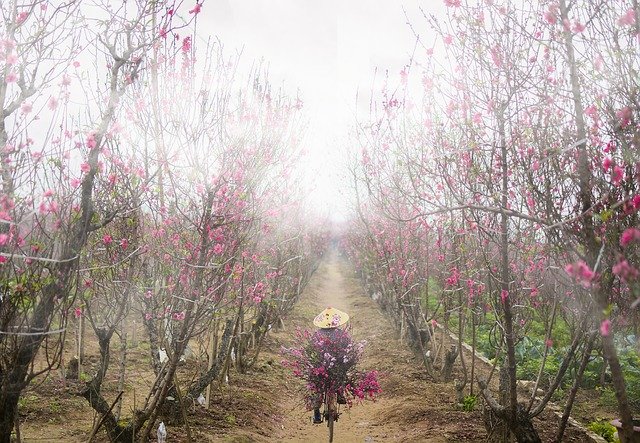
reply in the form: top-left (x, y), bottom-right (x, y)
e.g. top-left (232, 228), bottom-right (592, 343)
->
top-left (157, 421), bottom-right (167, 443)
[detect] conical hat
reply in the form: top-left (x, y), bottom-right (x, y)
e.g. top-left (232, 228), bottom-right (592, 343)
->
top-left (313, 307), bottom-right (349, 328)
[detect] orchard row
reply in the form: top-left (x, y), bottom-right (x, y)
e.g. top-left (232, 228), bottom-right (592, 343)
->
top-left (0, 2), bottom-right (325, 441)
top-left (344, 2), bottom-right (639, 442)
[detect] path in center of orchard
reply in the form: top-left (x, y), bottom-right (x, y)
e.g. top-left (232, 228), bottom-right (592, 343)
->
top-left (267, 251), bottom-right (486, 443)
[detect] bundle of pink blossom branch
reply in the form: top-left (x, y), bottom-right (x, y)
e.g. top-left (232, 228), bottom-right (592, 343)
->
top-left (281, 328), bottom-right (381, 409)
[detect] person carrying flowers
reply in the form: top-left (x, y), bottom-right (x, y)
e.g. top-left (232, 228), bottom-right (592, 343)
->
top-left (281, 307), bottom-right (381, 425)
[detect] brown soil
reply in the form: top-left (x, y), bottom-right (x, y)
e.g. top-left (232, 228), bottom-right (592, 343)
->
top-left (16, 251), bottom-right (592, 442)
top-left (215, 251), bottom-right (590, 442)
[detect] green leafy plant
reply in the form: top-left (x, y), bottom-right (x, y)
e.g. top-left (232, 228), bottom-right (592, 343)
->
top-left (49, 400), bottom-right (61, 414)
top-left (17, 394), bottom-right (39, 409)
top-left (587, 420), bottom-right (618, 442)
top-left (462, 394), bottom-right (477, 412)
top-left (597, 386), bottom-right (619, 410)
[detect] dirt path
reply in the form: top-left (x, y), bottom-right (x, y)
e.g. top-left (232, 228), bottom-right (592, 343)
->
top-left (261, 251), bottom-right (486, 442)
top-left (17, 250), bottom-right (478, 443)
top-left (216, 250), bottom-right (589, 442)
top-left (16, 250), bottom-right (591, 441)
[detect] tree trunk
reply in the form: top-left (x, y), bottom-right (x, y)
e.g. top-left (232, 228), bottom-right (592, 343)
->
top-left (442, 345), bottom-right (458, 382)
top-left (481, 369), bottom-right (541, 443)
top-left (187, 319), bottom-right (234, 401)
top-left (0, 392), bottom-right (20, 443)
top-left (0, 276), bottom-right (70, 443)
top-left (115, 328), bottom-right (128, 420)
top-left (559, 2), bottom-right (637, 440)
top-left (555, 331), bottom-right (597, 442)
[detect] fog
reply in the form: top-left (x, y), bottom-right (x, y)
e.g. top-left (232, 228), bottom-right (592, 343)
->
top-left (199, 1), bottom-right (445, 221)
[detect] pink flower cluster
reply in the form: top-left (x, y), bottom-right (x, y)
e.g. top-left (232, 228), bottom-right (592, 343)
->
top-left (612, 260), bottom-right (639, 282)
top-left (620, 227), bottom-right (640, 247)
top-left (281, 328), bottom-right (381, 410)
top-left (564, 260), bottom-right (596, 287)
top-left (249, 281), bottom-right (266, 303)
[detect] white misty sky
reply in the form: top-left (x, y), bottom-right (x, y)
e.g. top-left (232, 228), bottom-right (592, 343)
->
top-left (199, 1), bottom-right (445, 220)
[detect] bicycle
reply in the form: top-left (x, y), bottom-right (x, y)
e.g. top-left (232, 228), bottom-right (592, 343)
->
top-left (322, 391), bottom-right (340, 443)
top-left (281, 311), bottom-right (380, 441)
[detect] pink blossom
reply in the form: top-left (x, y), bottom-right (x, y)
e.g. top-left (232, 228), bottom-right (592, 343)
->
top-left (616, 107), bottom-right (632, 128)
top-left (80, 162), bottom-right (91, 173)
top-left (73, 61), bottom-right (80, 68)
top-left (632, 195), bottom-right (640, 210)
top-left (189, 3), bottom-right (202, 14)
top-left (1, 39), bottom-right (15, 51)
top-left (74, 307), bottom-right (82, 319)
top-left (599, 319), bottom-right (611, 337)
top-left (543, 10), bottom-right (557, 25)
top-left (213, 243), bottom-right (224, 255)
top-left (172, 311), bottom-right (186, 321)
top-left (612, 259), bottom-right (639, 282)
top-left (159, 27), bottom-right (167, 39)
top-left (571, 21), bottom-right (585, 33)
top-left (86, 132), bottom-right (97, 149)
top-left (545, 339), bottom-right (553, 348)
top-left (39, 201), bottom-right (58, 214)
top-left (617, 9), bottom-right (636, 26)
top-left (445, 267), bottom-right (460, 287)
top-left (16, 11), bottom-right (28, 23)
top-left (0, 256), bottom-right (6, 264)
top-left (182, 36), bottom-right (192, 53)
top-left (500, 289), bottom-right (509, 303)
top-left (603, 140), bottom-right (615, 153)
top-left (526, 196), bottom-right (535, 211)
top-left (532, 160), bottom-right (540, 171)
top-left (252, 294), bottom-right (265, 303)
top-left (565, 260), bottom-right (595, 287)
top-left (584, 104), bottom-right (597, 118)
top-left (602, 157), bottom-right (612, 172)
top-left (102, 234), bottom-right (113, 245)
top-left (444, 0), bottom-right (461, 7)
top-left (6, 53), bottom-right (17, 64)
top-left (6, 71), bottom-right (17, 83)
top-left (620, 228), bottom-right (640, 247)
top-left (70, 178), bottom-right (82, 188)
top-left (0, 233), bottom-right (8, 246)
top-left (491, 46), bottom-right (502, 67)
top-left (400, 69), bottom-right (408, 85)
top-left (20, 102), bottom-right (32, 114)
top-left (443, 35), bottom-right (453, 45)
top-left (120, 238), bottom-right (129, 250)
top-left (612, 165), bottom-right (624, 186)
top-left (43, 189), bottom-right (54, 198)
top-left (145, 313), bottom-right (153, 320)
top-left (48, 96), bottom-right (58, 110)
